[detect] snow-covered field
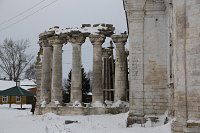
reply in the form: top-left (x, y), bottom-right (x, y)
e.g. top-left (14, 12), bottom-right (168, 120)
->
top-left (0, 104), bottom-right (171, 133)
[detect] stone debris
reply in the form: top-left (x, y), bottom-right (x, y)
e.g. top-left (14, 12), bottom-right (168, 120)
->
top-left (65, 120), bottom-right (78, 125)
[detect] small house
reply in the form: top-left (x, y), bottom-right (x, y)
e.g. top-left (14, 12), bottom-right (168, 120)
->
top-left (0, 80), bottom-right (36, 105)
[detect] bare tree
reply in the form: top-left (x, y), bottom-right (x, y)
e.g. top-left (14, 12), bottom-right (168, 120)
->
top-left (0, 38), bottom-right (34, 81)
top-left (24, 62), bottom-right (36, 80)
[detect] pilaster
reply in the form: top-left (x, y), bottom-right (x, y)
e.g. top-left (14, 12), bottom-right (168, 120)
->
top-left (127, 10), bottom-right (146, 126)
top-left (171, 0), bottom-right (187, 132)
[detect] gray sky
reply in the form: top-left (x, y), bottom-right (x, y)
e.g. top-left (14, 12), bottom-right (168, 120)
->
top-left (0, 0), bottom-right (127, 79)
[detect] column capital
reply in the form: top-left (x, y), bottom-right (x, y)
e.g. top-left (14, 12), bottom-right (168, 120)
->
top-left (111, 34), bottom-right (128, 45)
top-left (47, 36), bottom-right (65, 46)
top-left (89, 34), bottom-right (106, 45)
top-left (39, 39), bottom-right (52, 47)
top-left (102, 48), bottom-right (112, 58)
top-left (68, 33), bottom-right (86, 44)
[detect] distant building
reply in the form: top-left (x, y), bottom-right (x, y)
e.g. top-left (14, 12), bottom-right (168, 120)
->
top-left (0, 79), bottom-right (36, 104)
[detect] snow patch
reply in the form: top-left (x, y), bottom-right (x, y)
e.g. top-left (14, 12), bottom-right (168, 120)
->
top-left (143, 111), bottom-right (172, 127)
top-left (87, 92), bottom-right (92, 95)
top-left (92, 101), bottom-right (105, 108)
top-left (187, 120), bottom-right (200, 123)
top-left (72, 101), bottom-right (82, 107)
top-left (111, 100), bottom-right (129, 108)
top-left (0, 106), bottom-right (172, 133)
top-left (0, 104), bottom-right (31, 108)
top-left (40, 101), bottom-right (46, 107)
top-left (105, 100), bottom-right (113, 107)
top-left (48, 25), bottom-right (109, 35)
top-left (54, 101), bottom-right (60, 105)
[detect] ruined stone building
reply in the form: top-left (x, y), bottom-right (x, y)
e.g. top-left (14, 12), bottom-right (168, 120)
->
top-left (124, 0), bottom-right (200, 132)
top-left (35, 0), bottom-right (200, 132)
top-left (35, 24), bottom-right (129, 115)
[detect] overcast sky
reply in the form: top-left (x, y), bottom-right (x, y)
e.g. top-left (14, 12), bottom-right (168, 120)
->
top-left (0, 0), bottom-right (127, 79)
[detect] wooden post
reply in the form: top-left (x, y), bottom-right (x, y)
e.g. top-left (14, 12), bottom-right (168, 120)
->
top-left (9, 96), bottom-right (11, 108)
top-left (21, 96), bottom-right (22, 109)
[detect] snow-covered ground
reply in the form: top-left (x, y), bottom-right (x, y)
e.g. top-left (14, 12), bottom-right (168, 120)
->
top-left (0, 104), bottom-right (171, 133)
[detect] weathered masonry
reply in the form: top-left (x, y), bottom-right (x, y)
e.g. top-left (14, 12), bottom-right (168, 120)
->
top-left (124, 0), bottom-right (200, 132)
top-left (35, 24), bottom-right (129, 114)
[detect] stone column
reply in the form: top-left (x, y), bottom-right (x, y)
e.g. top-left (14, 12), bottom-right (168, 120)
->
top-left (40, 39), bottom-right (53, 105)
top-left (69, 34), bottom-right (86, 105)
top-left (89, 34), bottom-right (106, 106)
top-left (35, 63), bottom-right (42, 102)
top-left (35, 46), bottom-right (43, 105)
top-left (102, 48), bottom-right (112, 101)
top-left (112, 34), bottom-right (128, 102)
top-left (48, 36), bottom-right (64, 106)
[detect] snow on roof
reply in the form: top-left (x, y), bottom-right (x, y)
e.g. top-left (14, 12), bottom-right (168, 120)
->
top-left (0, 80), bottom-right (15, 91)
top-left (20, 79), bottom-right (36, 90)
top-left (49, 25), bottom-right (109, 35)
top-left (0, 79), bottom-right (36, 91)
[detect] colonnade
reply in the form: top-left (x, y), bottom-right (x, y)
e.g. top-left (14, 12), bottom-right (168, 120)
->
top-left (36, 26), bottom-right (128, 107)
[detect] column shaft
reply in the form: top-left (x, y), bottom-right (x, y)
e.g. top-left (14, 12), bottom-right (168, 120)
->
top-left (112, 34), bottom-right (128, 101)
top-left (115, 44), bottom-right (126, 101)
top-left (102, 50), bottom-right (109, 101)
top-left (71, 43), bottom-right (82, 103)
top-left (102, 48), bottom-right (113, 101)
top-left (93, 44), bottom-right (103, 102)
top-left (89, 34), bottom-right (106, 105)
top-left (68, 34), bottom-right (86, 105)
top-left (41, 43), bottom-right (52, 104)
top-left (51, 42), bottom-right (63, 104)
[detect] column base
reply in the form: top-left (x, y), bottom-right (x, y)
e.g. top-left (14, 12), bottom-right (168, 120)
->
top-left (171, 120), bottom-right (187, 133)
top-left (127, 113), bottom-right (146, 127)
top-left (35, 106), bottom-right (42, 115)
